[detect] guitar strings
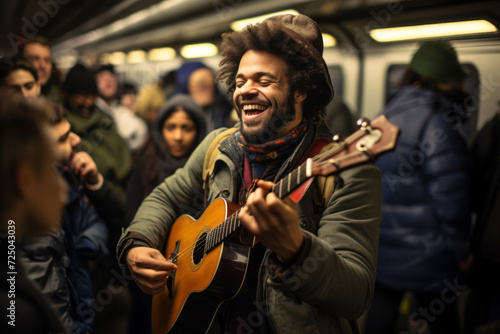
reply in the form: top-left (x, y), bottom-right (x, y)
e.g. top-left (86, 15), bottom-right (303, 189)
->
top-left (162, 209), bottom-right (243, 269)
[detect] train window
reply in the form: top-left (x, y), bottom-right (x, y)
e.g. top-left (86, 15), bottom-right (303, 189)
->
top-left (328, 65), bottom-right (344, 99)
top-left (385, 63), bottom-right (480, 139)
top-left (385, 63), bottom-right (479, 103)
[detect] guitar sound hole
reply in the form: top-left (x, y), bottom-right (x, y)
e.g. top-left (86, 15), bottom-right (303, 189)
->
top-left (193, 232), bottom-right (207, 265)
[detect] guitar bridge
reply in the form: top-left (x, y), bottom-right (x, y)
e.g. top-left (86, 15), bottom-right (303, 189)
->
top-left (166, 240), bottom-right (180, 298)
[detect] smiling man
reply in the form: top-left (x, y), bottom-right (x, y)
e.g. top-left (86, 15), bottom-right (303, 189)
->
top-left (18, 36), bottom-right (64, 103)
top-left (118, 14), bottom-right (382, 334)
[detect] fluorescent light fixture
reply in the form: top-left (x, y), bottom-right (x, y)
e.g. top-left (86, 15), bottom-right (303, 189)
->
top-left (109, 52), bottom-right (125, 65)
top-left (127, 50), bottom-right (146, 64)
top-left (322, 33), bottom-right (336, 47)
top-left (230, 9), bottom-right (299, 31)
top-left (148, 47), bottom-right (176, 61)
top-left (370, 19), bottom-right (498, 42)
top-left (180, 43), bottom-right (218, 59)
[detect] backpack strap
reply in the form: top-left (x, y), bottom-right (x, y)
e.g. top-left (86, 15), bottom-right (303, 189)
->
top-left (202, 127), bottom-right (238, 191)
top-left (314, 141), bottom-right (337, 208)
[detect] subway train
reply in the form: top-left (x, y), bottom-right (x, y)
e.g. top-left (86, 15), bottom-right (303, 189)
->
top-left (2, 1), bottom-right (500, 334)
top-left (2, 0), bottom-right (499, 136)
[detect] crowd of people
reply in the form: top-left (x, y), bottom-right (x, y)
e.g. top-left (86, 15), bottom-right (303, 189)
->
top-left (0, 13), bottom-right (498, 334)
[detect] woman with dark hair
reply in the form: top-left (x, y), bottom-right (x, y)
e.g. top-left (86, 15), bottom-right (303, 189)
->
top-left (125, 94), bottom-right (206, 334)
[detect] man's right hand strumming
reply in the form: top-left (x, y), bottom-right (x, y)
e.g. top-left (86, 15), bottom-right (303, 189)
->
top-left (126, 247), bottom-right (178, 295)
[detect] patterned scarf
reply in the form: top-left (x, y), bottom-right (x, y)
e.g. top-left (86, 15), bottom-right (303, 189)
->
top-left (236, 119), bottom-right (307, 182)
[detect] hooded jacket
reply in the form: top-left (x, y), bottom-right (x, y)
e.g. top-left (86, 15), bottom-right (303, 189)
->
top-left (118, 116), bottom-right (382, 333)
top-left (126, 94), bottom-right (207, 221)
top-left (375, 85), bottom-right (472, 293)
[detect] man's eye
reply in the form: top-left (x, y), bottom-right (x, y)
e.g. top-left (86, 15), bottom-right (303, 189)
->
top-left (25, 83), bottom-right (34, 90)
top-left (236, 81), bottom-right (245, 88)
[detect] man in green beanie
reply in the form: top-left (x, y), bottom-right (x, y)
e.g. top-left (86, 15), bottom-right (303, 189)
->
top-left (364, 40), bottom-right (472, 334)
top-left (62, 63), bottom-right (132, 188)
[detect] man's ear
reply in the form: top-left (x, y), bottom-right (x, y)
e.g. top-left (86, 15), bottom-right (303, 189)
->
top-left (16, 161), bottom-right (36, 200)
top-left (294, 91), bottom-right (307, 104)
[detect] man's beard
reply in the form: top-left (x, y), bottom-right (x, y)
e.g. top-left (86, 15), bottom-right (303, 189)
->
top-left (240, 90), bottom-right (296, 144)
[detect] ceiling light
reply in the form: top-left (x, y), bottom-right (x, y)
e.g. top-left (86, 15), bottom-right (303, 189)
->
top-left (322, 33), bottom-right (336, 47)
top-left (370, 19), bottom-right (498, 42)
top-left (109, 52), bottom-right (125, 65)
top-left (230, 9), bottom-right (300, 31)
top-left (180, 43), bottom-right (218, 59)
top-left (148, 47), bottom-right (176, 61)
top-left (127, 50), bottom-right (146, 64)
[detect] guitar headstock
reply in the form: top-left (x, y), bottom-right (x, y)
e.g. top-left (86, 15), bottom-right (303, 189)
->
top-left (310, 115), bottom-right (399, 177)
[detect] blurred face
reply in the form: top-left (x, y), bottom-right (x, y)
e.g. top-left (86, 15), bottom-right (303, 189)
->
top-left (24, 125), bottom-right (67, 236)
top-left (3, 69), bottom-right (40, 97)
top-left (188, 68), bottom-right (215, 107)
top-left (95, 70), bottom-right (117, 99)
top-left (22, 43), bottom-right (52, 86)
top-left (162, 108), bottom-right (197, 158)
top-left (67, 93), bottom-right (96, 118)
top-left (51, 119), bottom-right (81, 165)
top-left (233, 50), bottom-right (304, 144)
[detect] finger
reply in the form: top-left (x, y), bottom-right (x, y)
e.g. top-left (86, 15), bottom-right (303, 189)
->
top-left (256, 180), bottom-right (275, 191)
top-left (136, 258), bottom-right (177, 272)
top-left (238, 207), bottom-right (260, 235)
top-left (135, 252), bottom-right (178, 272)
top-left (132, 266), bottom-right (171, 281)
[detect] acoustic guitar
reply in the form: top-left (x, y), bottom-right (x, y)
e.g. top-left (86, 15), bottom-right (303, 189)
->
top-left (152, 115), bottom-right (399, 334)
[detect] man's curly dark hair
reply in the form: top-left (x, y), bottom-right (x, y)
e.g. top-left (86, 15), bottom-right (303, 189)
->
top-left (217, 21), bottom-right (331, 120)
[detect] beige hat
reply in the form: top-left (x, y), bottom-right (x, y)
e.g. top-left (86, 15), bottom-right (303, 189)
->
top-left (262, 14), bottom-right (334, 109)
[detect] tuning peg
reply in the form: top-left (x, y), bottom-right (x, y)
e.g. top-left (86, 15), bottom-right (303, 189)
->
top-left (332, 134), bottom-right (341, 142)
top-left (356, 117), bottom-right (371, 128)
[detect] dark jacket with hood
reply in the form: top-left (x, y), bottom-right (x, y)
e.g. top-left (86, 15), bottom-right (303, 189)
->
top-left (375, 85), bottom-right (472, 293)
top-left (126, 94), bottom-right (207, 222)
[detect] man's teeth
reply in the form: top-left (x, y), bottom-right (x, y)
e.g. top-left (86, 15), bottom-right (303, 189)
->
top-left (243, 104), bottom-right (267, 111)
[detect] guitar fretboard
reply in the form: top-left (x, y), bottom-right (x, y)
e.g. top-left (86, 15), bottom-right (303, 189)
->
top-left (204, 160), bottom-right (311, 252)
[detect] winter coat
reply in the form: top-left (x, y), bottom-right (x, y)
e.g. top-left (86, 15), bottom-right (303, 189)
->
top-left (65, 103), bottom-right (132, 188)
top-left (375, 85), bottom-right (472, 293)
top-left (1, 234), bottom-right (66, 334)
top-left (117, 117), bottom-right (382, 333)
top-left (19, 181), bottom-right (108, 333)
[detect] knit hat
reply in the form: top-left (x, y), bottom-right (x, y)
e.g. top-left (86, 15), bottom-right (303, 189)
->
top-left (262, 14), bottom-right (334, 108)
top-left (94, 64), bottom-right (115, 75)
top-left (409, 41), bottom-right (468, 83)
top-left (62, 63), bottom-right (97, 95)
top-left (175, 62), bottom-right (211, 95)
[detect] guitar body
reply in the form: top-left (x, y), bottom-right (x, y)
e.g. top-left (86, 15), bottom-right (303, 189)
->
top-left (152, 198), bottom-right (250, 334)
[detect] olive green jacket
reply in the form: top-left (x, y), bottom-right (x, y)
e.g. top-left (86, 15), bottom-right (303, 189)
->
top-left (117, 119), bottom-right (382, 333)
